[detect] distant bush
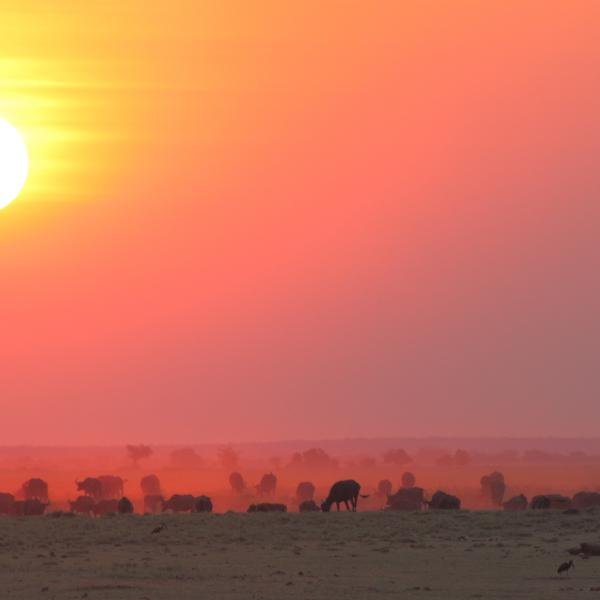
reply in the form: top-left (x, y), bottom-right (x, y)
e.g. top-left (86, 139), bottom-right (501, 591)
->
top-left (382, 448), bottom-right (412, 466)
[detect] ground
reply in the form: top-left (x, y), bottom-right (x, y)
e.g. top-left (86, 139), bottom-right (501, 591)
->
top-left (1, 510), bottom-right (599, 599)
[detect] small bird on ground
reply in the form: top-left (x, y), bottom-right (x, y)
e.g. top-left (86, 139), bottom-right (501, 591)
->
top-left (151, 523), bottom-right (167, 534)
top-left (557, 560), bottom-right (574, 575)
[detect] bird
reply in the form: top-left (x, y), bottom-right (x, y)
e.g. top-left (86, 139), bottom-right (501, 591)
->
top-left (557, 560), bottom-right (574, 575)
top-left (151, 523), bottom-right (167, 534)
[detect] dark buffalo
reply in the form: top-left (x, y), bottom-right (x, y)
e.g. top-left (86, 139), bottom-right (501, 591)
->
top-left (144, 494), bottom-right (164, 513)
top-left (92, 499), bottom-right (119, 517)
top-left (256, 473), bottom-right (277, 497)
top-left (0, 492), bottom-right (15, 515)
top-left (229, 472), bottom-right (246, 494)
top-left (530, 494), bottom-right (571, 510)
top-left (299, 500), bottom-right (320, 512)
top-left (321, 480), bottom-right (362, 512)
top-left (99, 476), bottom-right (126, 499)
top-left (428, 490), bottom-right (461, 510)
top-left (140, 474), bottom-right (161, 496)
top-left (14, 499), bottom-right (48, 516)
top-left (247, 503), bottom-right (287, 513)
top-left (295, 481), bottom-right (316, 502)
top-left (502, 494), bottom-right (528, 511)
top-left (480, 472), bottom-right (506, 506)
top-left (118, 497), bottom-right (134, 514)
top-left (195, 496), bottom-right (213, 512)
top-left (21, 478), bottom-right (49, 502)
top-left (69, 496), bottom-right (96, 515)
top-left (76, 478), bottom-right (103, 500)
top-left (162, 494), bottom-right (196, 513)
top-left (401, 472), bottom-right (416, 488)
top-left (377, 480), bottom-right (393, 497)
top-left (572, 491), bottom-right (600, 510)
top-left (387, 487), bottom-right (425, 511)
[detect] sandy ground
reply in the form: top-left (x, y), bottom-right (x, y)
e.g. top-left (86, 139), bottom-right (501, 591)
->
top-left (1, 510), bottom-right (600, 599)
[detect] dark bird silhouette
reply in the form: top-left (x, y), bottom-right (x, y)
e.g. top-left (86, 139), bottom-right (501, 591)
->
top-left (151, 523), bottom-right (167, 534)
top-left (557, 560), bottom-right (574, 575)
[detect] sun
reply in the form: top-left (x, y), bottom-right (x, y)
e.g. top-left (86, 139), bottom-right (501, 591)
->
top-left (0, 119), bottom-right (29, 210)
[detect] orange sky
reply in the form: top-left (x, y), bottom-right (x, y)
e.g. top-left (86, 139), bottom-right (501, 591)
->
top-left (1, 1), bottom-right (599, 444)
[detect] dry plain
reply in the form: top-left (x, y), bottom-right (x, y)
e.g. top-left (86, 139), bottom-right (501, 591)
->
top-left (1, 510), bottom-right (600, 600)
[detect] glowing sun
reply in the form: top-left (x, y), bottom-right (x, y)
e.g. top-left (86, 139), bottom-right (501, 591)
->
top-left (0, 119), bottom-right (29, 209)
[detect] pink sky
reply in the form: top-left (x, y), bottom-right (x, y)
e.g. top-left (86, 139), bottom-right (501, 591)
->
top-left (0, 1), bottom-right (599, 444)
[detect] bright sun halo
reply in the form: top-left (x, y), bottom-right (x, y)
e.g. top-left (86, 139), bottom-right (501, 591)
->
top-left (0, 119), bottom-right (29, 210)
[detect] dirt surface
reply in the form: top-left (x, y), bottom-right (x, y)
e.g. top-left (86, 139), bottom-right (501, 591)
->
top-left (1, 510), bottom-right (599, 599)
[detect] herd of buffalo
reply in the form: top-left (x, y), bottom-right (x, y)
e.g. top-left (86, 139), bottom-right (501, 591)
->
top-left (1, 469), bottom-right (600, 517)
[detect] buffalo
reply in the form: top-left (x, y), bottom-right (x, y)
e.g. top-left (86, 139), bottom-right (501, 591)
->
top-left (195, 496), bottom-right (213, 512)
top-left (76, 478), bottom-right (103, 500)
top-left (295, 481), bottom-right (316, 502)
top-left (530, 494), bottom-right (572, 510)
top-left (377, 480), bottom-right (393, 497)
top-left (162, 494), bottom-right (196, 513)
top-left (256, 473), bottom-right (277, 497)
top-left (118, 497), bottom-right (134, 514)
top-left (401, 472), bottom-right (416, 488)
top-left (572, 491), bottom-right (600, 510)
top-left (98, 476), bottom-right (126, 499)
top-left (299, 500), bottom-right (320, 512)
top-left (480, 472), bottom-right (506, 506)
top-left (427, 490), bottom-right (461, 510)
top-left (321, 480), bottom-right (362, 512)
top-left (502, 494), bottom-right (528, 511)
top-left (386, 487), bottom-right (425, 511)
top-left (144, 494), bottom-right (164, 513)
top-left (229, 472), bottom-right (246, 494)
top-left (247, 503), bottom-right (287, 513)
top-left (14, 499), bottom-right (48, 516)
top-left (92, 499), bottom-right (119, 517)
top-left (140, 474), bottom-right (161, 496)
top-left (21, 478), bottom-right (49, 502)
top-left (69, 496), bottom-right (96, 515)
top-left (0, 492), bottom-right (15, 515)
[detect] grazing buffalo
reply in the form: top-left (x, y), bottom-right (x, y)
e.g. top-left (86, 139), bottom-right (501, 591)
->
top-left (140, 474), bottom-right (161, 496)
top-left (530, 494), bottom-right (572, 510)
top-left (386, 487), bottom-right (425, 511)
top-left (69, 496), bottom-right (96, 515)
top-left (98, 476), bottom-right (126, 499)
top-left (427, 490), bottom-right (461, 510)
top-left (321, 480), bottom-right (362, 512)
top-left (144, 494), bottom-right (164, 513)
top-left (256, 473), bottom-right (277, 497)
top-left (480, 472), bottom-right (506, 506)
top-left (14, 499), bottom-right (48, 516)
top-left (195, 496), bottom-right (213, 513)
top-left (377, 480), bottom-right (393, 497)
top-left (299, 500), bottom-right (320, 512)
top-left (0, 493), bottom-right (15, 515)
top-left (162, 494), bottom-right (196, 513)
top-left (401, 472), bottom-right (416, 488)
top-left (92, 499), bottom-right (119, 517)
top-left (21, 478), bottom-right (49, 502)
top-left (247, 503), bottom-right (287, 513)
top-left (76, 478), bottom-right (103, 500)
top-left (229, 472), bottom-right (246, 494)
top-left (572, 491), bottom-right (600, 510)
top-left (502, 494), bottom-right (528, 511)
top-left (295, 481), bottom-right (316, 502)
top-left (118, 497), bottom-right (134, 514)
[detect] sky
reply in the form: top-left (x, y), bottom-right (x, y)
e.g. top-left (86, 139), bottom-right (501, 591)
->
top-left (0, 1), bottom-right (599, 444)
